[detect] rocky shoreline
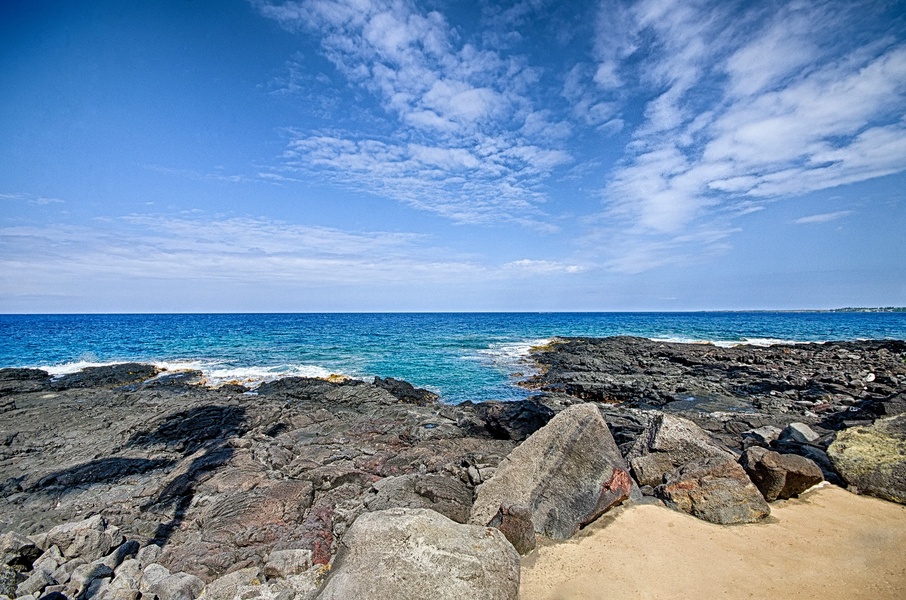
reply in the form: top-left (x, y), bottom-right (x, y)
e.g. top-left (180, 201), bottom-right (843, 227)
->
top-left (1, 337), bottom-right (904, 599)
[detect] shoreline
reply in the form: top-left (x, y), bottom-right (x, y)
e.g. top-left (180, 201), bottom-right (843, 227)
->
top-left (0, 336), bottom-right (903, 599)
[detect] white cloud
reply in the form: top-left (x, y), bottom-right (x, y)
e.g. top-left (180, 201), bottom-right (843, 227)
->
top-left (587, 0), bottom-right (906, 270)
top-left (794, 210), bottom-right (853, 225)
top-left (254, 0), bottom-right (573, 226)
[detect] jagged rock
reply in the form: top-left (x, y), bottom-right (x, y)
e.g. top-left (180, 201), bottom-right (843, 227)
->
top-left (471, 400), bottom-right (555, 441)
top-left (487, 503), bottom-right (536, 555)
top-left (317, 508), bottom-right (519, 600)
top-left (51, 364), bottom-right (160, 390)
top-left (108, 559), bottom-right (141, 594)
top-left (45, 516), bottom-right (117, 562)
top-left (0, 565), bottom-right (19, 598)
top-left (742, 425), bottom-right (783, 447)
top-left (200, 567), bottom-right (260, 600)
top-left (470, 403), bottom-right (632, 539)
top-left (16, 569), bottom-right (55, 597)
top-left (627, 413), bottom-right (735, 487)
top-left (828, 413), bottom-right (906, 504)
top-left (363, 474), bottom-right (473, 524)
top-left (67, 562), bottom-right (113, 598)
top-left (264, 550), bottom-right (311, 579)
top-left (135, 545), bottom-right (162, 568)
top-left (657, 456), bottom-right (770, 524)
top-left (779, 422), bottom-right (821, 444)
top-left (149, 572), bottom-right (205, 600)
top-left (98, 541), bottom-right (139, 571)
top-left (372, 377), bottom-right (439, 406)
top-left (0, 533), bottom-right (41, 571)
top-left (140, 564), bottom-right (171, 593)
top-left (740, 447), bottom-right (823, 501)
top-left (31, 546), bottom-right (62, 576)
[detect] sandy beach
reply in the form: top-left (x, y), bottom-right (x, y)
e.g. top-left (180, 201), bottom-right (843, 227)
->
top-left (520, 485), bottom-right (906, 600)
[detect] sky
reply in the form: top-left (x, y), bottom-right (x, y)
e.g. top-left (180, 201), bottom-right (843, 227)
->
top-left (1, 0), bottom-right (905, 312)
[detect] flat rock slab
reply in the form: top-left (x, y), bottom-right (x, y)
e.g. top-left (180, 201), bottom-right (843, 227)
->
top-left (657, 457), bottom-right (770, 524)
top-left (470, 403), bottom-right (631, 539)
top-left (316, 508), bottom-right (519, 600)
top-left (828, 413), bottom-right (906, 504)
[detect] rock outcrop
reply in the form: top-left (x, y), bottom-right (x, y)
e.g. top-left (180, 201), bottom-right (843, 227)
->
top-left (627, 413), bottom-right (735, 487)
top-left (316, 508), bottom-right (520, 600)
top-left (740, 447), bottom-right (824, 501)
top-left (470, 403), bottom-right (632, 538)
top-left (656, 457), bottom-right (771, 524)
top-left (828, 413), bottom-right (906, 504)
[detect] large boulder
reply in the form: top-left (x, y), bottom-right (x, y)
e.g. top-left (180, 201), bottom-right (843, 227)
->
top-left (316, 508), bottom-right (519, 600)
top-left (827, 414), bottom-right (906, 504)
top-left (469, 403), bottom-right (632, 539)
top-left (740, 447), bottom-right (824, 501)
top-left (627, 413), bottom-right (735, 487)
top-left (656, 457), bottom-right (771, 524)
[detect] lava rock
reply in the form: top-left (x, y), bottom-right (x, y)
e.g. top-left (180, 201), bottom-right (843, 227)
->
top-left (740, 447), bottom-right (824, 501)
top-left (657, 456), bottom-right (770, 524)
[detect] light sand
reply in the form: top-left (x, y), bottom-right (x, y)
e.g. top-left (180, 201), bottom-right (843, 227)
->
top-left (520, 485), bottom-right (906, 600)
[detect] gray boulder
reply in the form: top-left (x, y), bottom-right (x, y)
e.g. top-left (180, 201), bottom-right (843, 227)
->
top-left (364, 474), bottom-right (473, 524)
top-left (470, 403), bottom-right (632, 539)
top-left (656, 456), bottom-right (770, 524)
top-left (627, 413), bottom-right (735, 487)
top-left (779, 422), bottom-right (821, 444)
top-left (149, 572), bottom-right (205, 600)
top-left (740, 447), bottom-right (824, 501)
top-left (317, 508), bottom-right (519, 600)
top-left (828, 413), bottom-right (906, 504)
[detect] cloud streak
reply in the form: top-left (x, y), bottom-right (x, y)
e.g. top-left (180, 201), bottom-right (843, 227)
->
top-left (254, 0), bottom-right (572, 225)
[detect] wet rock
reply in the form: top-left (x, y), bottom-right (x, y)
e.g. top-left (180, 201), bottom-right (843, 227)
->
top-left (470, 403), bottom-right (631, 538)
top-left (828, 413), bottom-right (906, 504)
top-left (627, 413), bottom-right (735, 486)
top-left (487, 503), bottom-right (536, 555)
top-left (363, 474), bottom-right (473, 524)
top-left (51, 364), bottom-right (160, 390)
top-left (657, 456), bottom-right (770, 524)
top-left (740, 447), bottom-right (824, 501)
top-left (317, 508), bottom-right (519, 600)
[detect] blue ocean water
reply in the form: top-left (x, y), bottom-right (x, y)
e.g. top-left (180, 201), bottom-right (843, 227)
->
top-left (2, 312), bottom-right (905, 404)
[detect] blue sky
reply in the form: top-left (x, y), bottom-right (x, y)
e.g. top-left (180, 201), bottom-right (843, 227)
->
top-left (1, 0), bottom-right (905, 312)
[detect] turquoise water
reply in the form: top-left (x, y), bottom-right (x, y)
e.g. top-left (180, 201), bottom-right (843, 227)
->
top-left (2, 312), bottom-right (905, 403)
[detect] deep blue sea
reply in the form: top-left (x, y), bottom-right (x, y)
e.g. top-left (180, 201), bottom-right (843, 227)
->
top-left (2, 312), bottom-right (905, 404)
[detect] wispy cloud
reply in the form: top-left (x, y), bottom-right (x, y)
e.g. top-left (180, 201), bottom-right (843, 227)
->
top-left (794, 210), bottom-right (853, 225)
top-left (577, 0), bottom-right (906, 269)
top-left (0, 214), bottom-right (585, 299)
top-left (1, 193), bottom-right (65, 206)
top-left (253, 0), bottom-right (573, 225)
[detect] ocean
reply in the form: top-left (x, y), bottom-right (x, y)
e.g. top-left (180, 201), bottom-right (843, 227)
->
top-left (2, 312), bottom-right (905, 404)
